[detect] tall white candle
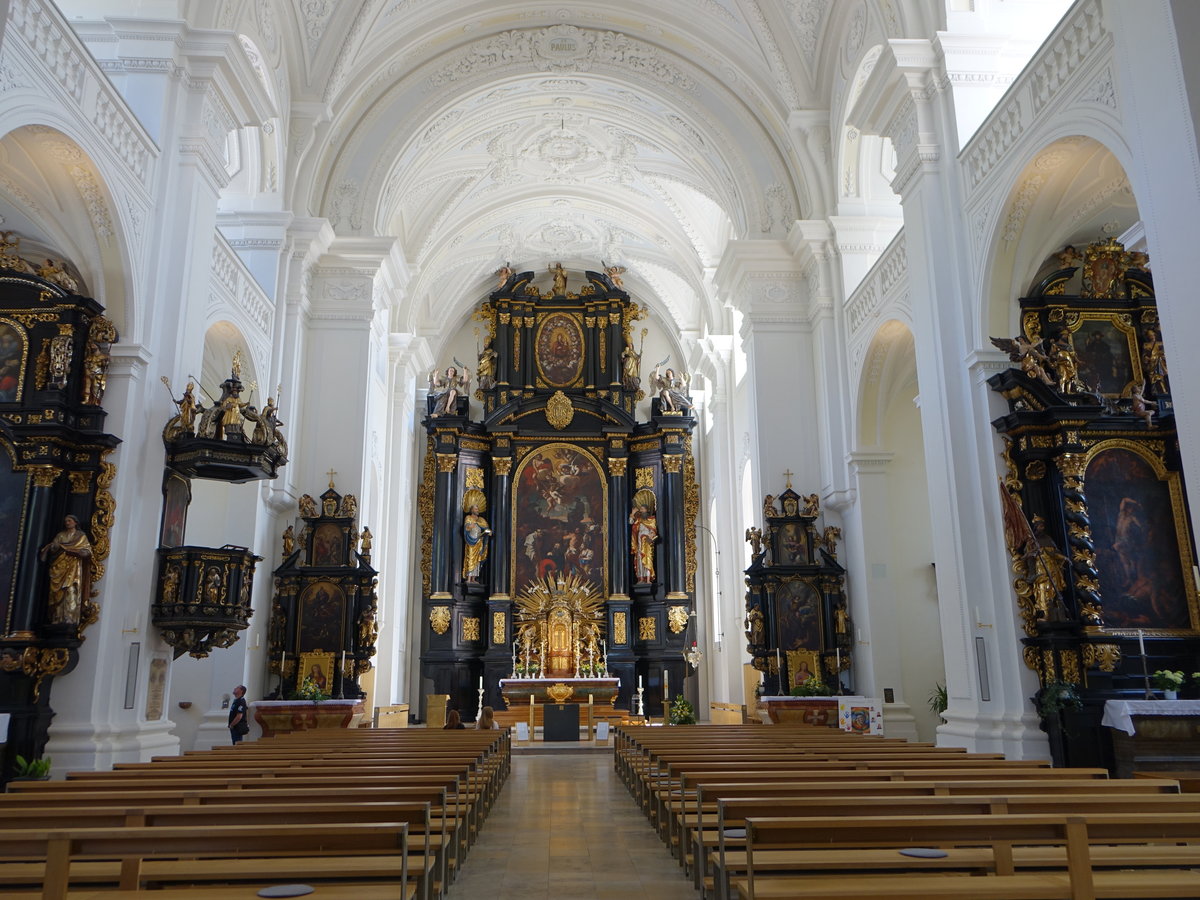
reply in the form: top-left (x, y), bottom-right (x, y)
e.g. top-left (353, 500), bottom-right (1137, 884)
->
top-left (340, 651), bottom-right (346, 676)
top-left (836, 648), bottom-right (841, 672)
top-left (664, 670), bottom-right (669, 701)
top-left (280, 649), bottom-right (286, 675)
top-left (478, 675), bottom-right (483, 691)
top-left (638, 675), bottom-right (643, 690)
top-left (1138, 629), bottom-right (1146, 656)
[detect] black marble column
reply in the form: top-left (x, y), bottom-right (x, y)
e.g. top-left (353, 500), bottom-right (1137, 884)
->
top-left (607, 303), bottom-right (622, 391)
top-left (607, 456), bottom-right (630, 599)
top-left (430, 450), bottom-right (458, 597)
top-left (9, 466), bottom-right (61, 636)
top-left (488, 455), bottom-right (513, 597)
top-left (661, 450), bottom-right (686, 597)
top-left (518, 308), bottom-right (535, 390)
top-left (495, 303), bottom-right (513, 389)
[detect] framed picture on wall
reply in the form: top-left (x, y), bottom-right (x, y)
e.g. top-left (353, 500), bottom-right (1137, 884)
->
top-left (298, 650), bottom-right (335, 695)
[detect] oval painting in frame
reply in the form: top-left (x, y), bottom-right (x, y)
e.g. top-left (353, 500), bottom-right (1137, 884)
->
top-left (535, 312), bottom-right (584, 387)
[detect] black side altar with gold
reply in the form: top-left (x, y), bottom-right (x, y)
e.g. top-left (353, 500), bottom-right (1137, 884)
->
top-left (419, 266), bottom-right (698, 719)
top-left (0, 235), bottom-right (120, 777)
top-left (267, 483), bottom-right (377, 698)
top-left (743, 485), bottom-right (849, 692)
top-left (989, 238), bottom-right (1199, 768)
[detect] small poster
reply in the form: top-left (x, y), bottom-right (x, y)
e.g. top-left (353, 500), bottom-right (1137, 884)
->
top-left (838, 697), bottom-right (883, 735)
top-left (145, 656), bottom-right (168, 720)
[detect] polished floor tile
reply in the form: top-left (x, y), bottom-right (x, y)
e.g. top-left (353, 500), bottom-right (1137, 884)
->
top-left (454, 752), bottom-right (698, 899)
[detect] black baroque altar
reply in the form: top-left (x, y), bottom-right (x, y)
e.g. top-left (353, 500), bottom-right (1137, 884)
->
top-left (419, 266), bottom-right (698, 720)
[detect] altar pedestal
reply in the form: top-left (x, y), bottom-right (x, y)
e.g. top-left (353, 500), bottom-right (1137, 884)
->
top-left (756, 696), bottom-right (839, 727)
top-left (544, 704), bottom-right (580, 741)
top-left (251, 699), bottom-right (365, 737)
top-left (1102, 699), bottom-right (1200, 778)
top-left (497, 677), bottom-right (624, 729)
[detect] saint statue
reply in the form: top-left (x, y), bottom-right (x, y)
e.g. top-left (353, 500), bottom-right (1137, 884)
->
top-left (298, 494), bottom-right (318, 518)
top-left (428, 366), bottom-right (469, 417)
top-left (462, 489), bottom-right (493, 583)
top-left (548, 262), bottom-right (568, 296)
top-left (1142, 328), bottom-right (1168, 394)
top-left (620, 343), bottom-right (641, 392)
top-left (629, 488), bottom-right (659, 583)
top-left (282, 525), bottom-right (295, 557)
top-left (163, 380), bottom-right (199, 441)
top-left (40, 514), bottom-right (92, 624)
top-left (651, 366), bottom-right (690, 412)
top-left (477, 341), bottom-right (498, 391)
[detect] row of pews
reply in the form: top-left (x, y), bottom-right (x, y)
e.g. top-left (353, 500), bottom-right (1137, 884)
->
top-left (615, 724), bottom-right (1200, 900)
top-left (0, 726), bottom-right (510, 900)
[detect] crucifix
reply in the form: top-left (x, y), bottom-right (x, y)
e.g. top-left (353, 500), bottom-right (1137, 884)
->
top-left (326, 468), bottom-right (338, 489)
top-left (783, 468), bottom-right (794, 490)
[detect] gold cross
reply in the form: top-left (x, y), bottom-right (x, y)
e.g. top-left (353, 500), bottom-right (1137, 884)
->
top-left (783, 469), bottom-right (794, 490)
top-left (326, 468), bottom-right (337, 489)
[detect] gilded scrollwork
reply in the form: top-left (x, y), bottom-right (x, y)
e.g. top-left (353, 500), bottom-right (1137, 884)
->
top-left (1082, 642), bottom-right (1121, 672)
top-left (613, 611), bottom-right (627, 644)
top-left (684, 435), bottom-right (698, 593)
top-left (429, 606), bottom-right (451, 635)
top-left (462, 616), bottom-right (481, 642)
top-left (418, 437), bottom-right (434, 597)
top-left (1023, 644), bottom-right (1042, 674)
top-left (436, 453), bottom-right (458, 473)
top-left (667, 605), bottom-right (688, 634)
top-left (493, 611), bottom-right (506, 644)
top-left (638, 616), bottom-right (656, 641)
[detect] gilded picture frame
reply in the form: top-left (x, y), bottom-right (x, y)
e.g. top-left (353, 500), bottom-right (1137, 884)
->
top-left (298, 650), bottom-right (335, 694)
top-left (785, 648), bottom-right (822, 690)
top-left (1067, 312), bottom-right (1142, 398)
top-left (534, 312), bottom-right (584, 388)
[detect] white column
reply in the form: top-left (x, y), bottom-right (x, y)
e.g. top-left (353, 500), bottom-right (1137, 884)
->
top-left (850, 39), bottom-right (1046, 756)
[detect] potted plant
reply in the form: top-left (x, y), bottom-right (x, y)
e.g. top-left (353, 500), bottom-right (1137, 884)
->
top-left (12, 754), bottom-right (51, 781)
top-left (1152, 669), bottom-right (1185, 699)
top-left (1035, 680), bottom-right (1083, 719)
top-left (928, 682), bottom-right (948, 724)
top-left (668, 695), bottom-right (697, 725)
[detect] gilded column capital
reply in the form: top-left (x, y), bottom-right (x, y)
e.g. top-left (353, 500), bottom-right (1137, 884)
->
top-left (30, 466), bottom-right (62, 488)
top-left (436, 453), bottom-right (458, 473)
top-left (493, 457), bottom-right (513, 476)
top-left (607, 458), bottom-right (628, 477)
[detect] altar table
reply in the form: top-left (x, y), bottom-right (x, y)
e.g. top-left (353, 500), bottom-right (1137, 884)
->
top-left (1102, 699), bottom-right (1200, 778)
top-left (251, 699), bottom-right (366, 737)
top-left (499, 677), bottom-right (620, 707)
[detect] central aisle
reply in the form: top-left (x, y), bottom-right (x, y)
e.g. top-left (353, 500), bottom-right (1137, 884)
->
top-left (454, 750), bottom-right (699, 900)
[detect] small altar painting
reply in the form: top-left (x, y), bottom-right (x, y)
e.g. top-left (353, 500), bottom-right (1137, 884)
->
top-left (159, 472), bottom-right (189, 548)
top-left (312, 522), bottom-right (344, 567)
top-left (838, 697), bottom-right (883, 735)
top-left (775, 579), bottom-right (822, 650)
top-left (0, 320), bottom-right (25, 402)
top-left (145, 656), bottom-right (168, 720)
top-left (1087, 447), bottom-right (1194, 630)
top-left (513, 443), bottom-right (606, 594)
top-left (299, 651), bottom-right (335, 692)
top-left (786, 648), bottom-right (821, 690)
top-left (776, 522), bottom-right (809, 565)
top-left (1072, 317), bottom-right (1138, 396)
top-left (298, 580), bottom-right (346, 651)
top-left (535, 312), bottom-right (584, 387)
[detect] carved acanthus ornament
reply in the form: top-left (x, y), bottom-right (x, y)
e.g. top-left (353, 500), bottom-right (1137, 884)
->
top-left (429, 606), bottom-right (451, 635)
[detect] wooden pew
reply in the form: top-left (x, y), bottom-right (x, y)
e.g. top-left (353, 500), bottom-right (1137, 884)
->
top-left (732, 812), bottom-right (1200, 899)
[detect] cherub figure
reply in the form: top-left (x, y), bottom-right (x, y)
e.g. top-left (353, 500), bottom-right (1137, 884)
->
top-left (494, 262), bottom-right (514, 288)
top-left (801, 493), bottom-right (820, 516)
top-left (1129, 382), bottom-right (1154, 427)
top-left (601, 260), bottom-right (626, 289)
top-left (822, 525), bottom-right (842, 558)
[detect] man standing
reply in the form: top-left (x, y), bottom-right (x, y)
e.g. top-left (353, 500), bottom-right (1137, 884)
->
top-left (228, 685), bottom-right (249, 745)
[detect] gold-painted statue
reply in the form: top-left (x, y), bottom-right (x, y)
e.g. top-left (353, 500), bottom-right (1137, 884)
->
top-left (37, 258), bottom-right (78, 293)
top-left (549, 262), bottom-right (568, 296)
top-left (40, 514), bottom-right (92, 624)
top-left (477, 340), bottom-right (497, 391)
top-left (462, 489), bottom-right (493, 583)
top-left (745, 526), bottom-right (763, 558)
top-left (282, 525), bottom-right (295, 557)
top-left (630, 488), bottom-right (658, 583)
top-left (990, 334), bottom-right (1054, 387)
top-left (1048, 329), bottom-right (1086, 394)
top-left (1142, 328), bottom-right (1168, 394)
top-left (298, 494), bottom-right (318, 518)
top-left (360, 526), bottom-right (373, 555)
top-left (162, 378), bottom-right (199, 441)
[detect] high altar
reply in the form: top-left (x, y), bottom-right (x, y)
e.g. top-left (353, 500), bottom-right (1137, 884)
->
top-left (418, 265), bottom-right (698, 720)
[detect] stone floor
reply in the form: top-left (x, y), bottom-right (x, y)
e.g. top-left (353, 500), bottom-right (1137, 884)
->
top-left (453, 751), bottom-right (699, 899)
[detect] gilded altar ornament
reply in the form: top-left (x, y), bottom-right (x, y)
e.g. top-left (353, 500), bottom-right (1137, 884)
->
top-left (547, 682), bottom-right (574, 703)
top-left (745, 606), bottom-right (764, 647)
top-left (429, 606), bottom-right (451, 635)
top-left (667, 605), bottom-right (688, 634)
top-left (545, 390), bottom-right (574, 430)
top-left (634, 467), bottom-right (654, 489)
top-left (639, 616), bottom-right (656, 641)
top-left (763, 494), bottom-right (779, 518)
top-left (281, 525), bottom-right (295, 558)
top-left (298, 493), bottom-right (318, 518)
top-left (359, 527), bottom-right (372, 556)
top-left (37, 257), bottom-right (78, 293)
top-left (40, 514), bottom-right (92, 625)
top-left (630, 489), bottom-right (658, 583)
top-left (494, 262), bottom-right (514, 289)
top-left (1048, 329), bottom-right (1087, 394)
top-left (462, 617), bottom-right (481, 642)
top-left (1082, 642), bottom-right (1121, 672)
top-left (461, 488), bottom-right (493, 583)
top-left (801, 493), bottom-right (820, 516)
top-left (821, 525), bottom-right (841, 559)
top-left (1142, 327), bottom-right (1168, 394)
top-left (465, 467), bottom-right (484, 489)
top-left (613, 611), bottom-right (627, 644)
top-left (493, 611), bottom-right (506, 644)
top-left (161, 377), bottom-right (198, 440)
top-left (477, 339), bottom-right (498, 392)
top-left (48, 329), bottom-right (71, 389)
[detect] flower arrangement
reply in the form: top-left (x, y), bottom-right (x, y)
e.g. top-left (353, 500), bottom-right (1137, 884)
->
top-left (1152, 669), bottom-right (1186, 691)
top-left (288, 675), bottom-right (331, 703)
top-left (789, 679), bottom-right (832, 697)
top-left (668, 695), bottom-right (697, 725)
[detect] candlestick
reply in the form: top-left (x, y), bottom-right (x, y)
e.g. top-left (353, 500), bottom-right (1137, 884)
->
top-left (1139, 629), bottom-right (1153, 699)
top-left (1138, 629), bottom-right (1146, 656)
top-left (638, 675), bottom-right (643, 690)
top-left (664, 670), bottom-right (669, 701)
top-left (836, 648), bottom-right (841, 672)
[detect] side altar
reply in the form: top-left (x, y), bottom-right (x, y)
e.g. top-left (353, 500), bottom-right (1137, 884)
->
top-left (419, 264), bottom-right (699, 721)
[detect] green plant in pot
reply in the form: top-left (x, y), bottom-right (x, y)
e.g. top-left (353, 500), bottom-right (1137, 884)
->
top-left (928, 682), bottom-right (948, 724)
top-left (1152, 669), bottom-right (1185, 697)
top-left (1035, 680), bottom-right (1083, 719)
top-left (12, 754), bottom-right (51, 780)
top-left (669, 695), bottom-right (697, 725)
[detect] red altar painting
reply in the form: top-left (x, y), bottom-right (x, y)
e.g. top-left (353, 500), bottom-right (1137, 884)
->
top-left (512, 443), bottom-right (607, 596)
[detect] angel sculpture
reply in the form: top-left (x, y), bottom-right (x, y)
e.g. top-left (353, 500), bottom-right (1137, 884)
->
top-left (428, 366), bottom-right (470, 417)
top-left (763, 494), bottom-right (779, 518)
top-left (1129, 382), bottom-right (1154, 427)
top-left (801, 493), bottom-right (820, 516)
top-left (745, 526), bottom-right (764, 559)
top-left (1048, 330), bottom-right (1087, 394)
top-left (601, 260), bottom-right (626, 289)
top-left (494, 262), bottom-right (514, 289)
top-left (991, 334), bottom-right (1054, 387)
